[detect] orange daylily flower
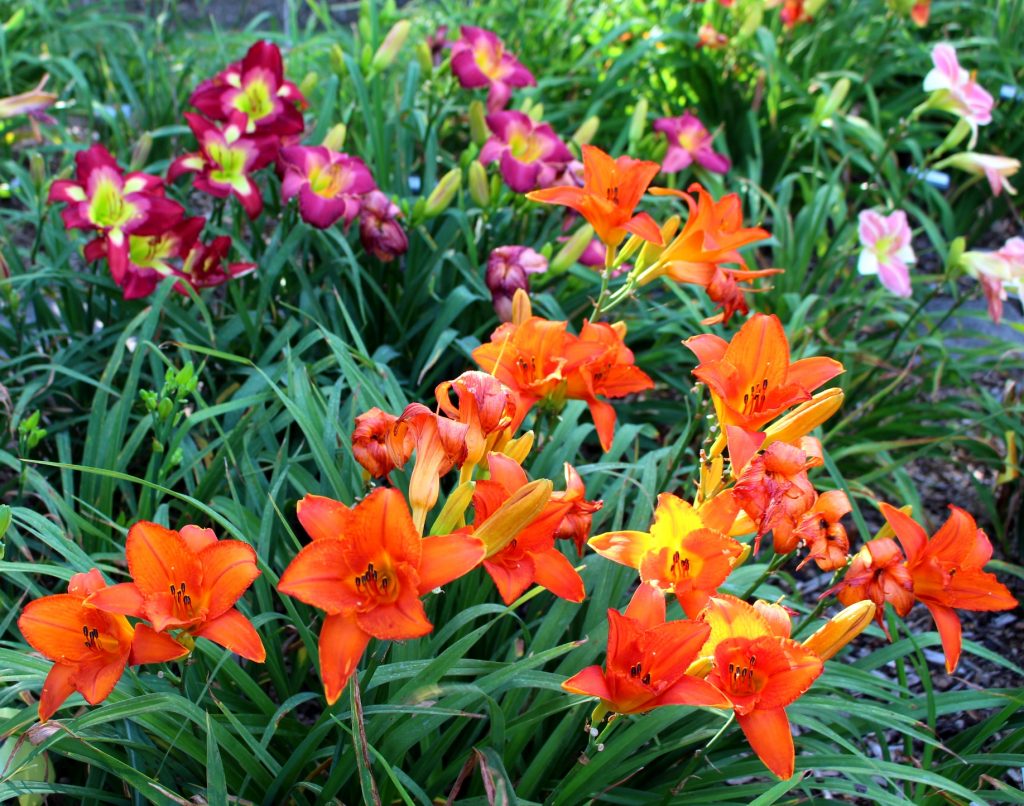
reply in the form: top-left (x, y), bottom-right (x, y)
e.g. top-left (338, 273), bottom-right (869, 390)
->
top-left (435, 370), bottom-right (517, 469)
top-left (793, 490), bottom-right (852, 571)
top-left (19, 569), bottom-right (189, 721)
top-left (351, 407), bottom-right (412, 479)
top-left (685, 313), bottom-right (843, 455)
top-left (881, 503), bottom-right (1018, 672)
top-left (527, 144), bottom-right (663, 248)
top-left (563, 582), bottom-right (730, 715)
top-left (732, 439), bottom-right (821, 555)
top-left (474, 453), bottom-right (583, 605)
top-left (832, 537), bottom-right (915, 636)
top-left (278, 488), bottom-right (485, 703)
top-left (564, 321), bottom-right (655, 451)
top-left (552, 463), bottom-right (603, 554)
top-left (86, 523), bottom-right (265, 663)
top-left (589, 493), bottom-right (743, 617)
top-left (697, 594), bottom-right (823, 779)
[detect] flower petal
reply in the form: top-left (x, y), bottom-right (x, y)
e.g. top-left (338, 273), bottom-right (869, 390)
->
top-left (129, 623), bottom-right (189, 665)
top-left (85, 582), bottom-right (146, 618)
top-left (193, 607), bottom-right (266, 662)
top-left (737, 707), bottom-right (796, 779)
top-left (278, 539), bottom-right (359, 613)
top-left (319, 614), bottom-right (371, 705)
top-left (925, 602), bottom-right (962, 674)
top-left (199, 540), bottom-right (261, 619)
top-left (417, 532), bottom-right (486, 593)
top-left (126, 521), bottom-right (200, 597)
top-left (562, 665), bottom-right (612, 700)
top-left (38, 663), bottom-right (78, 722)
top-left (532, 547), bottom-right (585, 603)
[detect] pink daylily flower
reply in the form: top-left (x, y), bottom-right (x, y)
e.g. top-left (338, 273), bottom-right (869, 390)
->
top-left (857, 210), bottom-right (916, 298)
top-left (961, 237), bottom-right (1024, 324)
top-left (48, 144), bottom-right (184, 278)
top-left (359, 190), bottom-right (408, 262)
top-left (190, 41), bottom-right (306, 136)
top-left (922, 44), bottom-right (994, 146)
top-left (937, 152), bottom-right (1019, 197)
top-left (280, 146), bottom-right (377, 228)
top-left (653, 112), bottom-right (731, 175)
top-left (173, 236), bottom-right (256, 292)
top-left (480, 111), bottom-right (573, 192)
top-left (168, 112), bottom-right (278, 219)
top-left (83, 217), bottom-right (205, 299)
top-left (450, 26), bottom-right (536, 112)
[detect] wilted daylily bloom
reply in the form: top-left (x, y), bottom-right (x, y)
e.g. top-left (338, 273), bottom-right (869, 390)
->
top-left (552, 463), bottom-right (603, 554)
top-left (857, 209), bottom-right (916, 298)
top-left (590, 493), bottom-right (743, 617)
top-left (793, 490), bottom-right (852, 571)
top-left (832, 537), bottom-right (915, 635)
top-left (697, 24), bottom-right (729, 49)
top-left (564, 321), bottom-right (655, 451)
top-left (527, 145), bottom-right (663, 250)
top-left (174, 235), bottom-right (256, 292)
top-left (485, 245), bottom-right (548, 321)
top-left (474, 454), bottom-right (582, 605)
top-left (922, 44), bottom-right (993, 146)
top-left (698, 594), bottom-right (824, 779)
top-left (83, 217), bottom-right (205, 300)
top-left (936, 152), bottom-right (1019, 198)
top-left (280, 146), bottom-right (377, 228)
top-left (48, 145), bottom-right (184, 274)
top-left (168, 112), bottom-right (277, 219)
top-left (685, 313), bottom-right (844, 455)
top-left (278, 489), bottom-right (486, 703)
top-left (19, 569), bottom-right (189, 721)
top-left (449, 26), bottom-right (536, 112)
top-left (480, 111), bottom-right (573, 192)
top-left (86, 523), bottom-right (265, 662)
top-left (0, 74), bottom-right (57, 120)
top-left (654, 112), bottom-right (730, 175)
top-left (435, 371), bottom-right (517, 471)
top-left (351, 407), bottom-right (412, 479)
top-left (190, 40), bottom-right (307, 136)
top-left (359, 190), bottom-right (408, 261)
top-left (881, 503), bottom-right (1018, 672)
top-left (563, 583), bottom-right (729, 717)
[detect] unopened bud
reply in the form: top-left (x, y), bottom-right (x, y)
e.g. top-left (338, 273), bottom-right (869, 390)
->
top-left (628, 97), bottom-right (648, 146)
top-left (29, 152), bottom-right (46, 188)
top-left (322, 123), bottom-right (346, 152)
top-left (511, 288), bottom-right (532, 325)
top-left (500, 430), bottom-right (535, 465)
top-left (762, 387), bottom-right (844, 447)
top-left (423, 168), bottom-right (462, 218)
top-left (572, 116), bottom-right (600, 148)
top-left (468, 160), bottom-right (490, 207)
top-left (475, 478), bottom-right (553, 557)
top-left (330, 44), bottom-right (347, 76)
top-left (469, 100), bottom-right (489, 146)
top-left (430, 481), bottom-right (476, 535)
top-left (801, 600), bottom-right (875, 661)
top-left (299, 71), bottom-right (318, 98)
top-left (527, 102), bottom-right (544, 121)
top-left (371, 20), bottom-right (411, 73)
top-left (415, 41), bottom-right (433, 74)
top-left (550, 223), bottom-right (595, 273)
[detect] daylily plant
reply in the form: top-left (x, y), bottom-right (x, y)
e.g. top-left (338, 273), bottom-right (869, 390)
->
top-left (857, 209), bottom-right (916, 298)
top-left (449, 26), bottom-right (536, 111)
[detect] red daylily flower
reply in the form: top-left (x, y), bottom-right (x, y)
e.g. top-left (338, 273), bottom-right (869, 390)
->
top-left (277, 488), bottom-right (485, 703)
top-left (552, 463), bottom-right (603, 554)
top-left (527, 145), bottom-right (663, 248)
top-left (474, 454), bottom-right (582, 605)
top-left (173, 235), bottom-right (256, 291)
top-left (882, 503), bottom-right (1018, 672)
top-left (832, 537), bottom-right (915, 636)
top-left (794, 490), bottom-right (851, 571)
top-left (86, 523), bottom-right (265, 663)
top-left (589, 492), bottom-right (743, 618)
top-left (351, 407), bottom-right (412, 479)
top-left (19, 569), bottom-right (188, 721)
top-left (190, 40), bottom-right (307, 136)
top-left (563, 582), bottom-right (729, 715)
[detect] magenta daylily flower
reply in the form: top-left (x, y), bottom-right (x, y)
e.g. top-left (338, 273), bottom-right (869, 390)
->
top-left (190, 41), bottom-right (306, 136)
top-left (359, 190), bottom-right (408, 262)
top-left (653, 112), bottom-right (730, 175)
top-left (83, 217), bottom-right (205, 299)
top-left (449, 26), bottom-right (536, 111)
top-left (48, 144), bottom-right (184, 276)
top-left (168, 112), bottom-right (277, 219)
top-left (922, 44), bottom-right (994, 146)
top-left (173, 236), bottom-right (256, 292)
top-left (857, 210), bottom-right (916, 298)
top-left (480, 111), bottom-right (573, 192)
top-left (280, 146), bottom-right (377, 228)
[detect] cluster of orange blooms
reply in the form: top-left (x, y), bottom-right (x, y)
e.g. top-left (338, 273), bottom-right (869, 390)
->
top-left (18, 144), bottom-right (1016, 781)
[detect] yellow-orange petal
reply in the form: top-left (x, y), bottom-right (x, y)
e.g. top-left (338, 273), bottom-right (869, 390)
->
top-left (297, 494), bottom-right (352, 541)
top-left (588, 530), bottom-right (650, 569)
top-left (278, 539), bottom-right (359, 614)
top-left (38, 663), bottom-right (77, 722)
top-left (193, 607), bottom-right (266, 663)
top-left (737, 707), bottom-right (795, 779)
top-left (86, 582), bottom-right (145, 618)
top-left (126, 521), bottom-right (200, 597)
top-left (129, 623), bottom-right (189, 665)
top-left (562, 665), bottom-right (612, 701)
top-left (199, 540), bottom-right (260, 620)
top-left (417, 532), bottom-right (486, 593)
top-left (319, 614), bottom-right (371, 705)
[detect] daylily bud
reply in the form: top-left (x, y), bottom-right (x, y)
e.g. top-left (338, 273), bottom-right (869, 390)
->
top-left (812, 78), bottom-right (850, 127)
top-left (430, 481), bottom-right (476, 535)
top-left (423, 168), bottom-right (461, 218)
top-left (499, 430), bottom-right (535, 465)
top-left (129, 133), bottom-right (153, 173)
top-left (486, 245), bottom-right (547, 321)
top-left (475, 478), bottom-right (553, 557)
top-left (469, 100), bottom-right (489, 146)
top-left (299, 72), bottom-right (318, 98)
top-left (0, 504), bottom-right (11, 541)
top-left (738, 4), bottom-right (764, 36)
top-left (511, 288), bottom-right (532, 324)
top-left (29, 152), bottom-right (46, 188)
top-left (330, 44), bottom-right (347, 76)
top-left (571, 116), bottom-right (600, 147)
top-left (415, 41), bottom-right (433, 74)
top-left (359, 43), bottom-right (373, 73)
top-left (698, 454), bottom-right (724, 502)
top-left (947, 236), bottom-right (966, 272)
top-left (468, 160), bottom-right (490, 207)
top-left (685, 656), bottom-right (713, 678)
top-left (633, 215), bottom-right (680, 276)
top-left (527, 102), bottom-right (544, 122)
top-left (805, 0), bottom-right (828, 14)
top-left (801, 600), bottom-right (876, 661)
top-left (371, 20), bottom-right (411, 72)
top-left (322, 123), bottom-right (347, 152)
top-left (549, 223), bottom-right (595, 273)
top-left (935, 151), bottom-right (1020, 197)
top-left (628, 97), bottom-right (648, 146)
top-left (762, 388), bottom-right (844, 447)
top-left (0, 74), bottom-right (56, 120)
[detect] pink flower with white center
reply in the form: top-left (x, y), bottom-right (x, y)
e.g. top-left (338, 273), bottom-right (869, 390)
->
top-left (358, 190), bottom-right (408, 262)
top-left (190, 41), bottom-right (306, 137)
top-left (168, 112), bottom-right (278, 219)
top-left (83, 217), bottom-right (205, 300)
top-left (485, 245), bottom-right (547, 321)
top-left (961, 237), bottom-right (1024, 324)
top-left (173, 235), bottom-right (256, 293)
top-left (279, 146), bottom-right (377, 228)
top-left (48, 144), bottom-right (184, 278)
top-left (857, 210), bottom-right (916, 298)
top-left (450, 26), bottom-right (536, 112)
top-left (653, 112), bottom-right (731, 175)
top-left (922, 44), bottom-right (994, 146)
top-left (480, 111), bottom-right (573, 192)
top-left (936, 152), bottom-right (1019, 197)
